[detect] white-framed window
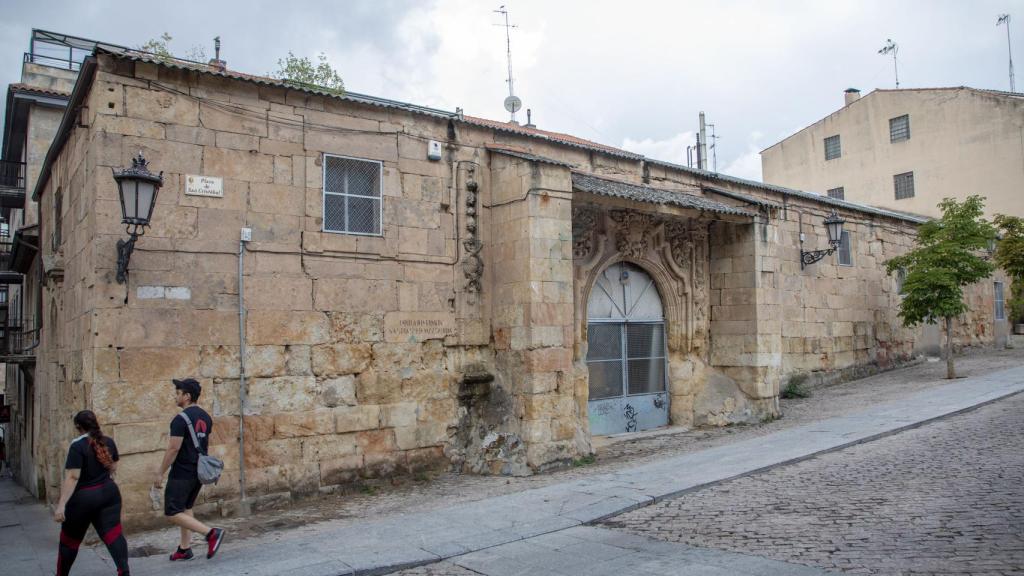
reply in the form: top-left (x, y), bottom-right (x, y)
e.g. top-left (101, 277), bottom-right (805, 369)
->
top-left (894, 171), bottom-right (914, 200)
top-left (824, 135), bottom-right (841, 161)
top-left (837, 230), bottom-right (853, 266)
top-left (994, 281), bottom-right (1005, 320)
top-left (889, 114), bottom-right (910, 142)
top-left (827, 186), bottom-right (845, 200)
top-left (322, 154), bottom-right (383, 236)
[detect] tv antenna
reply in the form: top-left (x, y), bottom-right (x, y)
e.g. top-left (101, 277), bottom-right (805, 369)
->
top-left (707, 123), bottom-right (721, 173)
top-left (878, 39), bottom-right (899, 88)
top-left (494, 5), bottom-right (522, 122)
top-left (998, 14), bottom-right (1016, 92)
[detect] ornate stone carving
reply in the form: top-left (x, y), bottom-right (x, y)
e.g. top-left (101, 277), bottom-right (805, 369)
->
top-left (609, 210), bottom-right (659, 260)
top-left (572, 207), bottom-right (598, 259)
top-left (691, 222), bottom-right (709, 340)
top-left (665, 220), bottom-right (693, 274)
top-left (463, 168), bottom-right (483, 293)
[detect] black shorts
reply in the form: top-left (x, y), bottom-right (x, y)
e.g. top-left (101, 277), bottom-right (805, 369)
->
top-left (164, 476), bottom-right (202, 516)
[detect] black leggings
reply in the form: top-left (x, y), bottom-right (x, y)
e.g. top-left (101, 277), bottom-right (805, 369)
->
top-left (57, 481), bottom-right (130, 576)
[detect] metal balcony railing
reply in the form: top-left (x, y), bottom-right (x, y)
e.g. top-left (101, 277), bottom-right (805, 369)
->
top-left (0, 240), bottom-right (13, 272)
top-left (23, 51), bottom-right (82, 72)
top-left (0, 161), bottom-right (26, 190)
top-left (1, 317), bottom-right (38, 356)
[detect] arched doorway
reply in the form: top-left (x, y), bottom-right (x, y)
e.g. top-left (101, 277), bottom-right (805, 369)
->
top-left (586, 262), bottom-right (669, 435)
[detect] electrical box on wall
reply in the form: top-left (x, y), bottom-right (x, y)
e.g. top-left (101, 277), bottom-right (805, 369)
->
top-left (427, 140), bottom-right (443, 161)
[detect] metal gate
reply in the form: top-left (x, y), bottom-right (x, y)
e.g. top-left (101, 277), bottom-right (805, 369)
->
top-left (586, 262), bottom-right (669, 435)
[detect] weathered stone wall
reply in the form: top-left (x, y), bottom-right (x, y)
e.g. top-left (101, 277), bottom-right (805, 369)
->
top-left (25, 51), bottom-right (1009, 525)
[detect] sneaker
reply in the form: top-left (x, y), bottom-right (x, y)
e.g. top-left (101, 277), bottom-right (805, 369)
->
top-left (169, 547), bottom-right (194, 561)
top-left (206, 528), bottom-right (225, 559)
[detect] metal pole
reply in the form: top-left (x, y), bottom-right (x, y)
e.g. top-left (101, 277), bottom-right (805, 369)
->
top-left (892, 50), bottom-right (899, 88)
top-left (1007, 16), bottom-right (1016, 92)
top-left (237, 239), bottom-right (249, 515)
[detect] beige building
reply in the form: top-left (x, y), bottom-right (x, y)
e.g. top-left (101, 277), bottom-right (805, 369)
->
top-left (1, 33), bottom-right (1008, 526)
top-left (761, 87), bottom-right (1024, 219)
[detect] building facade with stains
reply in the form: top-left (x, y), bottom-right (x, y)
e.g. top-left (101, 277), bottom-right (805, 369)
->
top-left (3, 39), bottom-right (1008, 525)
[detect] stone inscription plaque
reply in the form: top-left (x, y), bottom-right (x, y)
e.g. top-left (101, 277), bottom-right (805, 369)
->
top-left (384, 312), bottom-right (456, 343)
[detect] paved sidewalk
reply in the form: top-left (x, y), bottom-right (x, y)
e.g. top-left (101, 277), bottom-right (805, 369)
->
top-left (2, 365), bottom-right (1022, 576)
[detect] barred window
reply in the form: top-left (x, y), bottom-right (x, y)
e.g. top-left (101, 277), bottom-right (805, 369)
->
top-left (995, 282), bottom-right (1005, 320)
top-left (837, 230), bottom-right (853, 266)
top-left (827, 186), bottom-right (845, 200)
top-left (323, 155), bottom-right (382, 235)
top-left (889, 114), bottom-right (910, 142)
top-left (824, 135), bottom-right (841, 160)
top-left (893, 171), bottom-right (915, 200)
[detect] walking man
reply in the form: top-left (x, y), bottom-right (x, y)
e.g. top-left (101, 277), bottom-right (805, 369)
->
top-left (153, 378), bottom-right (225, 561)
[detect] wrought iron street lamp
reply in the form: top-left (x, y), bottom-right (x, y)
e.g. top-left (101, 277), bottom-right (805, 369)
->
top-left (112, 152), bottom-right (162, 284)
top-left (800, 210), bottom-right (845, 270)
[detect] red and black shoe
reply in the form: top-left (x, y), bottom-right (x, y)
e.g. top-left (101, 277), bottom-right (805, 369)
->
top-left (169, 547), bottom-right (194, 561)
top-left (206, 528), bottom-right (225, 559)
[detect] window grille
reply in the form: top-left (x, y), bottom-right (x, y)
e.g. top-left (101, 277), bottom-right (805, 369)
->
top-left (994, 282), bottom-right (1005, 320)
top-left (889, 114), bottom-right (910, 142)
top-left (827, 186), bottom-right (845, 200)
top-left (322, 154), bottom-right (382, 235)
top-left (837, 230), bottom-right (853, 266)
top-left (824, 135), bottom-right (841, 160)
top-left (893, 172), bottom-right (915, 200)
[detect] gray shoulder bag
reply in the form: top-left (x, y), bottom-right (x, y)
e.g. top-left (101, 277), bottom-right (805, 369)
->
top-left (179, 411), bottom-right (224, 485)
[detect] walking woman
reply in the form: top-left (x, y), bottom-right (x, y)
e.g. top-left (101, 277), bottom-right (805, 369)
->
top-left (53, 410), bottom-right (130, 575)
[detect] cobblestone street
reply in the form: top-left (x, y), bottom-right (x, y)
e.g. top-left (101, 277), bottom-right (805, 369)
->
top-left (602, 392), bottom-right (1024, 575)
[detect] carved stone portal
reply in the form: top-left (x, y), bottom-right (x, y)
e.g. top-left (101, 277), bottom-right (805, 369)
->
top-left (609, 210), bottom-right (659, 260)
top-left (572, 207), bottom-right (598, 259)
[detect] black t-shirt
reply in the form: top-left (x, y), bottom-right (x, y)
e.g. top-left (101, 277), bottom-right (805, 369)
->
top-left (64, 435), bottom-right (119, 489)
top-left (169, 405), bottom-right (213, 480)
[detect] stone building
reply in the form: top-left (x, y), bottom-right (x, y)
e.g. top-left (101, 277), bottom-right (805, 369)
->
top-left (761, 87), bottom-right (1024, 220)
top-left (3, 39), bottom-right (1007, 525)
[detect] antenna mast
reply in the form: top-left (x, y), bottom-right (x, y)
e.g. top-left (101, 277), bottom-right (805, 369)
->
top-left (878, 39), bottom-right (899, 88)
top-left (998, 14), bottom-right (1016, 92)
top-left (495, 5), bottom-right (522, 122)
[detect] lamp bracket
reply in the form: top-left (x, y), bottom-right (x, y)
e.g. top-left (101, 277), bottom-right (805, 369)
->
top-left (116, 231), bottom-right (140, 284)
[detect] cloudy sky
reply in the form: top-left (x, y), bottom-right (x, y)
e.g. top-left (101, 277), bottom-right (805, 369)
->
top-left (2, 0), bottom-right (1021, 182)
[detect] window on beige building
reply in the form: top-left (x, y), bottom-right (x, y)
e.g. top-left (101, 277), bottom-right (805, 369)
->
top-left (837, 230), bottom-right (853, 266)
top-left (824, 135), bottom-right (841, 160)
top-left (893, 171), bottom-right (915, 200)
top-left (896, 268), bottom-right (907, 295)
top-left (995, 281), bottom-right (1005, 320)
top-left (889, 114), bottom-right (910, 142)
top-left (827, 186), bottom-right (845, 200)
top-left (323, 154), bottom-right (383, 236)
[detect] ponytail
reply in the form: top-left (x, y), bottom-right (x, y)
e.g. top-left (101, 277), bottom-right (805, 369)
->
top-left (73, 410), bottom-right (114, 470)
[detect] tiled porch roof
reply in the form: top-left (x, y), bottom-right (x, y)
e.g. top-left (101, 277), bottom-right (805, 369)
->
top-left (571, 173), bottom-right (755, 217)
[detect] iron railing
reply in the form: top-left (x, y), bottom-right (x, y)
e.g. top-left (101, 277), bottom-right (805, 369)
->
top-left (0, 161), bottom-right (26, 190)
top-left (1, 317), bottom-right (37, 356)
top-left (23, 51), bottom-right (82, 72)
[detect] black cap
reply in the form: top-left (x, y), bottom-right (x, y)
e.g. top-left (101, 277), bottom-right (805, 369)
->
top-left (173, 378), bottom-right (202, 401)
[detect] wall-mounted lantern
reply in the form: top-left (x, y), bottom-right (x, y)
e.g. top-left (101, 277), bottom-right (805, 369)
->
top-left (800, 210), bottom-right (845, 269)
top-left (112, 152), bottom-right (162, 284)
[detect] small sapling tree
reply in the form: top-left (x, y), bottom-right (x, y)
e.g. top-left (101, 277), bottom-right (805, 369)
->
top-left (993, 214), bottom-right (1024, 327)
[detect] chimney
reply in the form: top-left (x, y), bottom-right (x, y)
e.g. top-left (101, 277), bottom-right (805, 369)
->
top-left (844, 88), bottom-right (861, 107)
top-left (524, 109), bottom-right (536, 129)
top-left (207, 36), bottom-right (227, 72)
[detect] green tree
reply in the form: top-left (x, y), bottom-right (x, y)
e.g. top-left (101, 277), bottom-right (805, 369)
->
top-left (885, 196), bottom-right (996, 379)
top-left (993, 214), bottom-right (1024, 323)
top-left (274, 52), bottom-right (344, 93)
top-left (138, 33), bottom-right (206, 63)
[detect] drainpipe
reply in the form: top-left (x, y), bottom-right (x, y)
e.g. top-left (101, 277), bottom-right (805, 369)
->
top-left (237, 230), bottom-right (251, 515)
